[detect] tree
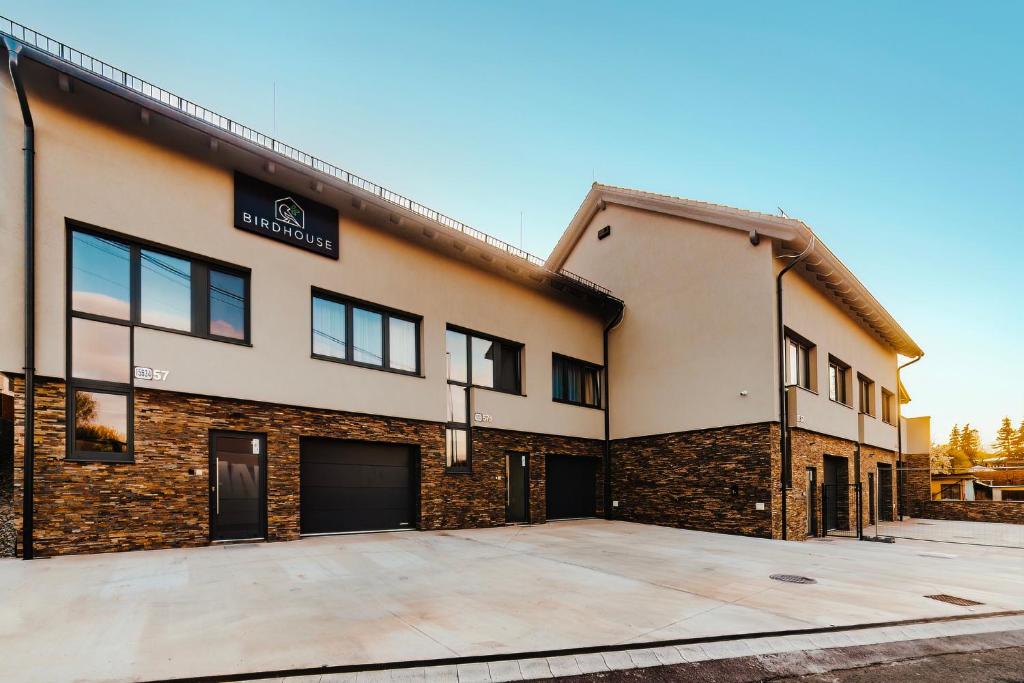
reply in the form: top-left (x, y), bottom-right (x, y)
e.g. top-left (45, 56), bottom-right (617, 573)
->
top-left (930, 443), bottom-right (953, 473)
top-left (959, 423), bottom-right (982, 465)
top-left (1014, 420), bottom-right (1024, 461)
top-left (948, 424), bottom-right (962, 455)
top-left (996, 417), bottom-right (1016, 457)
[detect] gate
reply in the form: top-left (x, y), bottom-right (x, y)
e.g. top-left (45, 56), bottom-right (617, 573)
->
top-left (822, 482), bottom-right (862, 539)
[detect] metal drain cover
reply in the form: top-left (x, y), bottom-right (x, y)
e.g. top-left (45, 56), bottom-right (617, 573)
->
top-left (925, 594), bottom-right (983, 606)
top-left (770, 574), bottom-right (817, 584)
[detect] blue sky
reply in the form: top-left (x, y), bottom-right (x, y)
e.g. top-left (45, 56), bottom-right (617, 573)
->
top-left (8, 1), bottom-right (1022, 444)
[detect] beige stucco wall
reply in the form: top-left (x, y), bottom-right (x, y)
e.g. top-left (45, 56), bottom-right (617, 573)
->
top-left (901, 415), bottom-right (931, 455)
top-left (560, 204), bottom-right (779, 439)
top-left (782, 268), bottom-right (899, 450)
top-left (0, 78), bottom-right (605, 439)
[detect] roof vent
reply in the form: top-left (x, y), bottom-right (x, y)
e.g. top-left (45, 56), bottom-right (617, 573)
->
top-left (598, 225), bottom-right (611, 240)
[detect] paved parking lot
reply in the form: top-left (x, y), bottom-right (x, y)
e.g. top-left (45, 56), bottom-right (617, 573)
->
top-left (1, 519), bottom-right (1022, 682)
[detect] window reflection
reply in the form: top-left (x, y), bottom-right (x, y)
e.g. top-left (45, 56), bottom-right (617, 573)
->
top-left (210, 270), bottom-right (246, 340)
top-left (445, 330), bottom-right (467, 383)
top-left (312, 296), bottom-right (346, 358)
top-left (74, 390), bottom-right (128, 453)
top-left (352, 307), bottom-right (383, 365)
top-left (140, 250), bottom-right (191, 331)
top-left (471, 337), bottom-right (495, 388)
top-left (389, 317), bottom-right (417, 372)
top-left (71, 318), bottom-right (130, 383)
top-left (446, 384), bottom-right (467, 424)
top-left (71, 232), bottom-right (130, 319)
top-left (446, 428), bottom-right (468, 468)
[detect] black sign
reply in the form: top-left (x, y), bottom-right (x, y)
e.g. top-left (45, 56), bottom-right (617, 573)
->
top-left (234, 172), bottom-right (339, 259)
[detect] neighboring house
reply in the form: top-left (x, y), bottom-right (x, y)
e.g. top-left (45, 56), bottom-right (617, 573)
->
top-left (0, 21), bottom-right (922, 557)
top-left (550, 187), bottom-right (921, 539)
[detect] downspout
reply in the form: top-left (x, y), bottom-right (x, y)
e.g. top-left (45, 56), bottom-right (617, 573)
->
top-left (895, 354), bottom-right (923, 520)
top-left (775, 235), bottom-right (814, 540)
top-left (4, 37), bottom-right (36, 560)
top-left (602, 301), bottom-right (624, 520)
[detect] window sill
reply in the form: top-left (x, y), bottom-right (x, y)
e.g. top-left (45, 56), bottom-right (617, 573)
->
top-left (829, 398), bottom-right (854, 410)
top-left (552, 397), bottom-right (603, 411)
top-left (860, 411), bottom-right (877, 420)
top-left (66, 453), bottom-right (135, 464)
top-left (312, 353), bottom-right (423, 378)
top-left (787, 384), bottom-right (818, 396)
top-left (445, 467), bottom-right (473, 475)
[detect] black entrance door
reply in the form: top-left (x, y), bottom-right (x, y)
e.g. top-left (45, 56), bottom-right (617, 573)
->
top-left (546, 455), bottom-right (597, 520)
top-left (506, 452), bottom-right (529, 523)
top-left (210, 431), bottom-right (266, 541)
top-left (300, 439), bottom-right (414, 534)
top-left (877, 464), bottom-right (894, 522)
top-left (823, 455), bottom-right (850, 531)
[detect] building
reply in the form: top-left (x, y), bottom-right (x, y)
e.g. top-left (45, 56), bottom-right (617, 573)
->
top-left (0, 19), bottom-right (923, 558)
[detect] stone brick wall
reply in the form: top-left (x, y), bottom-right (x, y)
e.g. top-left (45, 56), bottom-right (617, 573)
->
top-left (472, 426), bottom-right (605, 525)
top-left (901, 452), bottom-right (931, 517)
top-left (915, 501), bottom-right (1024, 525)
top-left (10, 377), bottom-right (603, 557)
top-left (610, 423), bottom-right (777, 538)
top-left (784, 429), bottom-right (896, 540)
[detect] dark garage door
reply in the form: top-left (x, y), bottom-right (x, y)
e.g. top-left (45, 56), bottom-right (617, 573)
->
top-left (300, 439), bottom-right (415, 534)
top-left (546, 455), bottom-right (598, 520)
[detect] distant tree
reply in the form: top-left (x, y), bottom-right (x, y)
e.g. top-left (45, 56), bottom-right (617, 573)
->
top-left (929, 443), bottom-right (954, 473)
top-left (960, 423), bottom-right (982, 465)
top-left (948, 425), bottom-right (962, 454)
top-left (1014, 420), bottom-right (1024, 460)
top-left (996, 417), bottom-right (1016, 457)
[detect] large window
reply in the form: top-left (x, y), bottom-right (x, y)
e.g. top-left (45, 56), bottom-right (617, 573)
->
top-left (881, 388), bottom-right (895, 424)
top-left (785, 333), bottom-right (813, 390)
top-left (858, 374), bottom-right (875, 416)
top-left (552, 354), bottom-right (602, 408)
top-left (445, 327), bottom-right (521, 394)
top-left (828, 356), bottom-right (850, 405)
top-left (311, 289), bottom-right (420, 375)
top-left (445, 330), bottom-right (471, 471)
top-left (67, 227), bottom-right (251, 462)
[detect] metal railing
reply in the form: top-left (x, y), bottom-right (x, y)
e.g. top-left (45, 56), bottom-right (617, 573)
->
top-left (0, 16), bottom-right (614, 299)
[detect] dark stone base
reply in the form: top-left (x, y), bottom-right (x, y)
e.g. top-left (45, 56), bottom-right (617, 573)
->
top-left (8, 377), bottom-right (604, 557)
top-left (609, 423), bottom-right (778, 538)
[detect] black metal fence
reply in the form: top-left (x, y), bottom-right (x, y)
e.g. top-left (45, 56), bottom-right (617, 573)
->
top-left (822, 482), bottom-right (862, 539)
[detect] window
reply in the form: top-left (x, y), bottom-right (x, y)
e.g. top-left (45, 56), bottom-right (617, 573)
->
top-left (785, 334), bottom-right (813, 390)
top-left (446, 326), bottom-right (521, 394)
top-left (881, 388), bottom-right (895, 424)
top-left (828, 356), bottom-right (850, 405)
top-left (67, 226), bottom-right (251, 462)
top-left (552, 354), bottom-right (602, 408)
top-left (445, 331), bottom-right (471, 471)
top-left (310, 289), bottom-right (420, 375)
top-left (939, 483), bottom-right (960, 500)
top-left (858, 374), bottom-right (875, 416)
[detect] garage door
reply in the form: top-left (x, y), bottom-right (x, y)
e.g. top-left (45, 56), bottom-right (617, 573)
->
top-left (300, 439), bottom-right (415, 534)
top-left (546, 455), bottom-right (598, 520)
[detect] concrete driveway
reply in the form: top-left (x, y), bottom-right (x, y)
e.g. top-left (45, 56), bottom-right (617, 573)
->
top-left (1, 520), bottom-right (1022, 682)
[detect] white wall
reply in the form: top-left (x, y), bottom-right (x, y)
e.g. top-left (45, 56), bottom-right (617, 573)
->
top-left (0, 82), bottom-right (605, 439)
top-left (783, 267), bottom-right (899, 449)
top-left (561, 204), bottom-right (779, 439)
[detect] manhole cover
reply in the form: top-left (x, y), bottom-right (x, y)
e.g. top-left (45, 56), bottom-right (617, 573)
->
top-left (770, 574), bottom-right (817, 584)
top-left (925, 594), bottom-right (983, 606)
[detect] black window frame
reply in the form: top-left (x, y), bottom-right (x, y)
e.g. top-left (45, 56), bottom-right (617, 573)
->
top-left (857, 373), bottom-right (875, 416)
top-left (310, 287), bottom-right (422, 376)
top-left (445, 324), bottom-right (523, 396)
top-left (551, 353), bottom-right (603, 409)
top-left (65, 222), bottom-right (251, 463)
top-left (828, 355), bottom-right (851, 406)
top-left (784, 330), bottom-right (814, 390)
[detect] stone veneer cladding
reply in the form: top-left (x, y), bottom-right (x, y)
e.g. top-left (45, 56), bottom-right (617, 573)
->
top-left (914, 500), bottom-right (1024, 525)
top-left (610, 423), bottom-right (779, 538)
top-left (783, 428), bottom-right (897, 540)
top-left (10, 377), bottom-right (603, 557)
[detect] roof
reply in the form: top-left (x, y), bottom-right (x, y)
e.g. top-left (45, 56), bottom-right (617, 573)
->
top-left (548, 183), bottom-right (924, 358)
top-left (0, 16), bottom-right (622, 316)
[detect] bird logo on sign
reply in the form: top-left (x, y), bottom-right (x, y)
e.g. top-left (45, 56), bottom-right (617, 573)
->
top-left (275, 196), bottom-right (304, 229)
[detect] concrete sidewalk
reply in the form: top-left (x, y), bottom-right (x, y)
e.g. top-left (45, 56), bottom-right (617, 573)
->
top-left (1, 520), bottom-right (1022, 682)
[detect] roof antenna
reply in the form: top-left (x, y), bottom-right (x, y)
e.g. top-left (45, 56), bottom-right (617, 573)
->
top-left (777, 206), bottom-right (789, 218)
